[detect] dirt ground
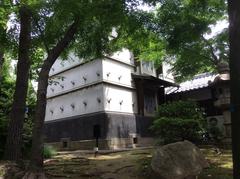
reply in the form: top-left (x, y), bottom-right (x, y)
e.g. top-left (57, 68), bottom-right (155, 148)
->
top-left (43, 147), bottom-right (233, 179)
top-left (44, 148), bottom-right (155, 179)
top-left (0, 147), bottom-right (233, 179)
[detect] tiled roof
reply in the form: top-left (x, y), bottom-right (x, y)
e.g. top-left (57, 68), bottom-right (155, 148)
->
top-left (166, 73), bottom-right (216, 94)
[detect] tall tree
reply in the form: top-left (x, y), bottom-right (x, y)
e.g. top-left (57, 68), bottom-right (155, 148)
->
top-left (21, 1), bottom-right (155, 177)
top-left (4, 4), bottom-right (32, 161)
top-left (228, 0), bottom-right (240, 178)
top-left (28, 18), bottom-right (80, 176)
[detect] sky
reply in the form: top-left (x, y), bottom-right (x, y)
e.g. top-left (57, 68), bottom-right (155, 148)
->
top-left (205, 19), bottom-right (229, 39)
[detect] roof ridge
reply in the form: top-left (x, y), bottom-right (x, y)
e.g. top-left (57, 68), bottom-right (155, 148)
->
top-left (193, 72), bottom-right (215, 79)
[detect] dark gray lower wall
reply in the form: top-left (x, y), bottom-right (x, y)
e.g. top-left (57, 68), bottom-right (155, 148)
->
top-left (44, 112), bottom-right (154, 143)
top-left (136, 115), bottom-right (154, 137)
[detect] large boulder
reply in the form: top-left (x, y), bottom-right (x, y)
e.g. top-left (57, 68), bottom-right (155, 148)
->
top-left (151, 140), bottom-right (209, 179)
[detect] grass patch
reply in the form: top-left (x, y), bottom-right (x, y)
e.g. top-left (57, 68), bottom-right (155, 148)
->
top-left (199, 148), bottom-right (232, 179)
top-left (44, 145), bottom-right (57, 159)
top-left (137, 147), bottom-right (232, 179)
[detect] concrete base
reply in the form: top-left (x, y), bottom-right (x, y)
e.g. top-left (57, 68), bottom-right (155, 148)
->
top-left (46, 137), bottom-right (155, 151)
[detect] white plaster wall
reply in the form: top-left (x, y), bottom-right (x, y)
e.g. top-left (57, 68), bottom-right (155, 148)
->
top-left (46, 49), bottom-right (139, 122)
top-left (161, 62), bottom-right (174, 82)
top-left (49, 53), bottom-right (85, 76)
top-left (47, 59), bottom-right (102, 97)
top-left (109, 48), bottom-right (134, 65)
top-left (102, 58), bottom-right (134, 87)
top-left (103, 85), bottom-right (138, 114)
top-left (50, 49), bottom-right (134, 76)
top-left (45, 84), bottom-right (104, 121)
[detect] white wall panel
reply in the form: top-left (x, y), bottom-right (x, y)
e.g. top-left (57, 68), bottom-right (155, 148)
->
top-left (50, 49), bottom-right (134, 76)
top-left (49, 53), bottom-right (85, 76)
top-left (103, 85), bottom-right (137, 114)
top-left (109, 48), bottom-right (134, 65)
top-left (46, 50), bottom-right (141, 122)
top-left (102, 59), bottom-right (134, 87)
top-left (45, 84), bottom-right (104, 121)
top-left (47, 59), bottom-right (102, 97)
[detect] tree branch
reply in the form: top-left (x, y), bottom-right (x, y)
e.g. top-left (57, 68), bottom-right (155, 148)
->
top-left (32, 14), bottom-right (50, 54)
top-left (201, 36), bottom-right (219, 65)
top-left (182, 46), bottom-right (218, 66)
top-left (43, 17), bottom-right (80, 70)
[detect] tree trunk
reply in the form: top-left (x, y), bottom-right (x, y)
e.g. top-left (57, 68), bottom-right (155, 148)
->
top-left (4, 6), bottom-right (32, 161)
top-left (25, 19), bottom-right (79, 175)
top-left (228, 0), bottom-right (240, 178)
top-left (0, 50), bottom-right (4, 84)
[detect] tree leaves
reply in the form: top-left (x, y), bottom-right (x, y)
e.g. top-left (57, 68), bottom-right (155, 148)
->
top-left (154, 0), bottom-right (227, 81)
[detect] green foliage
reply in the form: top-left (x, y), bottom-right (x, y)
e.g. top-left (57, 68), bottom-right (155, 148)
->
top-left (43, 145), bottom-right (57, 159)
top-left (154, 0), bottom-right (228, 81)
top-left (151, 100), bottom-right (205, 144)
top-left (0, 59), bottom-right (14, 158)
top-left (112, 0), bottom-right (228, 78)
top-left (156, 0), bottom-right (226, 49)
top-left (0, 1), bottom-right (12, 48)
top-left (111, 9), bottom-right (167, 68)
top-left (0, 57), bottom-right (36, 159)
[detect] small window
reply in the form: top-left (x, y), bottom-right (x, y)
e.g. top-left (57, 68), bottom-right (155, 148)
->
top-left (61, 138), bottom-right (70, 148)
top-left (62, 141), bottom-right (68, 148)
top-left (133, 137), bottom-right (138, 144)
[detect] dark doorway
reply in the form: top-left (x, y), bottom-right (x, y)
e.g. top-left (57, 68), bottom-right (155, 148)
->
top-left (93, 124), bottom-right (101, 138)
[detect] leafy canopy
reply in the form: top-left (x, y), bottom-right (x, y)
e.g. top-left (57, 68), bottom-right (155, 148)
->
top-left (114, 0), bottom-right (228, 81)
top-left (154, 0), bottom-right (228, 81)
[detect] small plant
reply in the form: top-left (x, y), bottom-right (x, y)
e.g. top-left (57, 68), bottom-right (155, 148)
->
top-left (44, 145), bottom-right (57, 159)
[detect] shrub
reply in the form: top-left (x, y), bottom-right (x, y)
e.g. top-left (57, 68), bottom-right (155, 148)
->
top-left (151, 100), bottom-right (205, 144)
top-left (43, 145), bottom-right (57, 159)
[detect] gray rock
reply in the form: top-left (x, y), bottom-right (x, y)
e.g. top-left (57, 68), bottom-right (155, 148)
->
top-left (151, 140), bottom-right (209, 179)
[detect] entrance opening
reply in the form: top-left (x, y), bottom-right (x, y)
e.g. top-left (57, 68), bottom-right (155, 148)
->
top-left (93, 124), bottom-right (101, 138)
top-left (62, 141), bottom-right (68, 148)
top-left (61, 138), bottom-right (70, 148)
top-left (133, 137), bottom-right (138, 144)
